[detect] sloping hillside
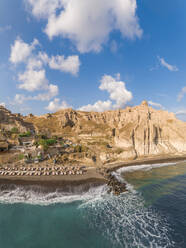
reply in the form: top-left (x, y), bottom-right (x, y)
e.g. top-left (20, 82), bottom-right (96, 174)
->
top-left (24, 101), bottom-right (186, 163)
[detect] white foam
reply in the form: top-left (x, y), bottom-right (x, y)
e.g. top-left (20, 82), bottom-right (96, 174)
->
top-left (0, 161), bottom-right (179, 246)
top-left (81, 191), bottom-right (175, 247)
top-left (117, 161), bottom-right (178, 174)
top-left (111, 161), bottom-right (183, 194)
top-left (0, 160), bottom-right (182, 206)
top-left (0, 184), bottom-right (108, 206)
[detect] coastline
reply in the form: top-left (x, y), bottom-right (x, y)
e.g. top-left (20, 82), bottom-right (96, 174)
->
top-left (0, 154), bottom-right (186, 190)
top-left (0, 167), bottom-right (107, 190)
top-left (106, 154), bottom-right (186, 172)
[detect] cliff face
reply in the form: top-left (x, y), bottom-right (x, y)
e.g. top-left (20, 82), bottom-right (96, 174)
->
top-left (23, 101), bottom-right (186, 163)
top-left (0, 105), bottom-right (34, 133)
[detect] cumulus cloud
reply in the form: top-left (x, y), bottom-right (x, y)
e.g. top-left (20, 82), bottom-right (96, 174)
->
top-left (32, 84), bottom-right (59, 101)
top-left (14, 94), bottom-right (27, 104)
top-left (158, 56), bottom-right (178, 72)
top-left (38, 52), bottom-right (49, 65)
top-left (9, 37), bottom-right (81, 108)
top-left (80, 100), bottom-right (112, 112)
top-left (26, 0), bottom-right (63, 19)
top-left (26, 0), bottom-right (142, 53)
top-left (46, 98), bottom-right (72, 112)
top-left (100, 74), bottom-right (132, 109)
top-left (148, 101), bottom-right (164, 109)
top-left (0, 102), bottom-right (5, 107)
top-left (49, 55), bottom-right (80, 75)
top-left (14, 84), bottom-right (59, 104)
top-left (79, 74), bottom-right (132, 112)
top-left (18, 69), bottom-right (49, 92)
top-left (178, 87), bottom-right (186, 102)
top-left (10, 37), bottom-right (39, 64)
top-left (37, 52), bottom-right (80, 75)
top-left (26, 57), bottom-right (43, 70)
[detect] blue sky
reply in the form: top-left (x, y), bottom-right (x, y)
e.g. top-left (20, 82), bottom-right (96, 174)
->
top-left (0, 0), bottom-right (186, 119)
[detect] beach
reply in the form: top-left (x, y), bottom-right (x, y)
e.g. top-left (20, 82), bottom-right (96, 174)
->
top-left (0, 167), bottom-right (107, 190)
top-left (106, 154), bottom-right (186, 171)
top-left (0, 154), bottom-right (186, 191)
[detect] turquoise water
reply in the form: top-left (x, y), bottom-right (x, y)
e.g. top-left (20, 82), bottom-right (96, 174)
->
top-left (0, 161), bottom-right (186, 247)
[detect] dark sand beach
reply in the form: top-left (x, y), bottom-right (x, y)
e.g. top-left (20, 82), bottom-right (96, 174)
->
top-left (0, 154), bottom-right (186, 190)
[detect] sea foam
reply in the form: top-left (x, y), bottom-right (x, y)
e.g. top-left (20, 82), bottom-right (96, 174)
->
top-left (0, 184), bottom-right (107, 206)
top-left (0, 160), bottom-right (182, 206)
top-left (81, 190), bottom-right (175, 248)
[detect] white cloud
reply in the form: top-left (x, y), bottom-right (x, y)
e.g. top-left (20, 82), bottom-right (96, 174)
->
top-left (148, 101), bottom-right (164, 109)
top-left (14, 84), bottom-right (59, 104)
top-left (175, 110), bottom-right (186, 116)
top-left (49, 55), bottom-right (80, 75)
top-left (18, 69), bottom-right (49, 92)
top-left (79, 74), bottom-right (132, 112)
top-left (26, 0), bottom-right (63, 19)
top-left (26, 0), bottom-right (142, 53)
top-left (158, 56), bottom-right (178, 72)
top-left (178, 87), bottom-right (186, 102)
top-left (0, 102), bottom-right (5, 107)
top-left (10, 37), bottom-right (81, 111)
top-left (14, 94), bottom-right (27, 104)
top-left (175, 110), bottom-right (186, 121)
top-left (99, 74), bottom-right (132, 109)
top-left (38, 52), bottom-right (49, 64)
top-left (10, 37), bottom-right (39, 64)
top-left (80, 100), bottom-right (112, 112)
top-left (26, 57), bottom-right (43, 70)
top-left (32, 84), bottom-right (59, 101)
top-left (46, 98), bottom-right (72, 112)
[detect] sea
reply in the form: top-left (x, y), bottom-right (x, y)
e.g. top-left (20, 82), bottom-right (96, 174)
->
top-left (0, 160), bottom-right (186, 248)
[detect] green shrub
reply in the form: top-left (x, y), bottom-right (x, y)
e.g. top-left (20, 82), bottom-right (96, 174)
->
top-left (45, 139), bottom-right (57, 146)
top-left (11, 127), bottom-right (19, 134)
top-left (38, 139), bottom-right (57, 150)
top-left (18, 154), bottom-right (24, 160)
top-left (19, 131), bottom-right (31, 137)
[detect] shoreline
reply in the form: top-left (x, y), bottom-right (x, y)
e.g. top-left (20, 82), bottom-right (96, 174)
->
top-left (0, 167), bottom-right (107, 190)
top-left (0, 154), bottom-right (186, 190)
top-left (106, 154), bottom-right (186, 172)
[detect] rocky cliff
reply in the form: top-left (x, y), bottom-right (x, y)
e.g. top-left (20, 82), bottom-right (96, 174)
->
top-left (23, 101), bottom-right (186, 163)
top-left (0, 105), bottom-right (35, 146)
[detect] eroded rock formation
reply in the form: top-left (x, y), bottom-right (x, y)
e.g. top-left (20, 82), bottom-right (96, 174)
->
top-left (23, 101), bottom-right (186, 163)
top-left (1, 101), bottom-right (186, 164)
top-left (0, 105), bottom-right (34, 133)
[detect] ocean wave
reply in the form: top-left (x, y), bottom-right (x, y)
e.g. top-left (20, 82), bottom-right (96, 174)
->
top-left (0, 184), bottom-right (108, 206)
top-left (0, 161), bottom-right (182, 206)
top-left (77, 161), bottom-right (181, 247)
top-left (111, 161), bottom-right (180, 192)
top-left (80, 191), bottom-right (175, 248)
top-left (0, 162), bottom-right (180, 247)
top-left (117, 161), bottom-right (178, 174)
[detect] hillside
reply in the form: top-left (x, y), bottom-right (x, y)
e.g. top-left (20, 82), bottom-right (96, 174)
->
top-left (0, 105), bottom-right (35, 149)
top-left (22, 100), bottom-right (186, 164)
top-left (0, 105), bottom-right (34, 134)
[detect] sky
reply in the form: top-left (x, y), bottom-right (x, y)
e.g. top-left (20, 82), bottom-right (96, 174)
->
top-left (0, 0), bottom-right (186, 120)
